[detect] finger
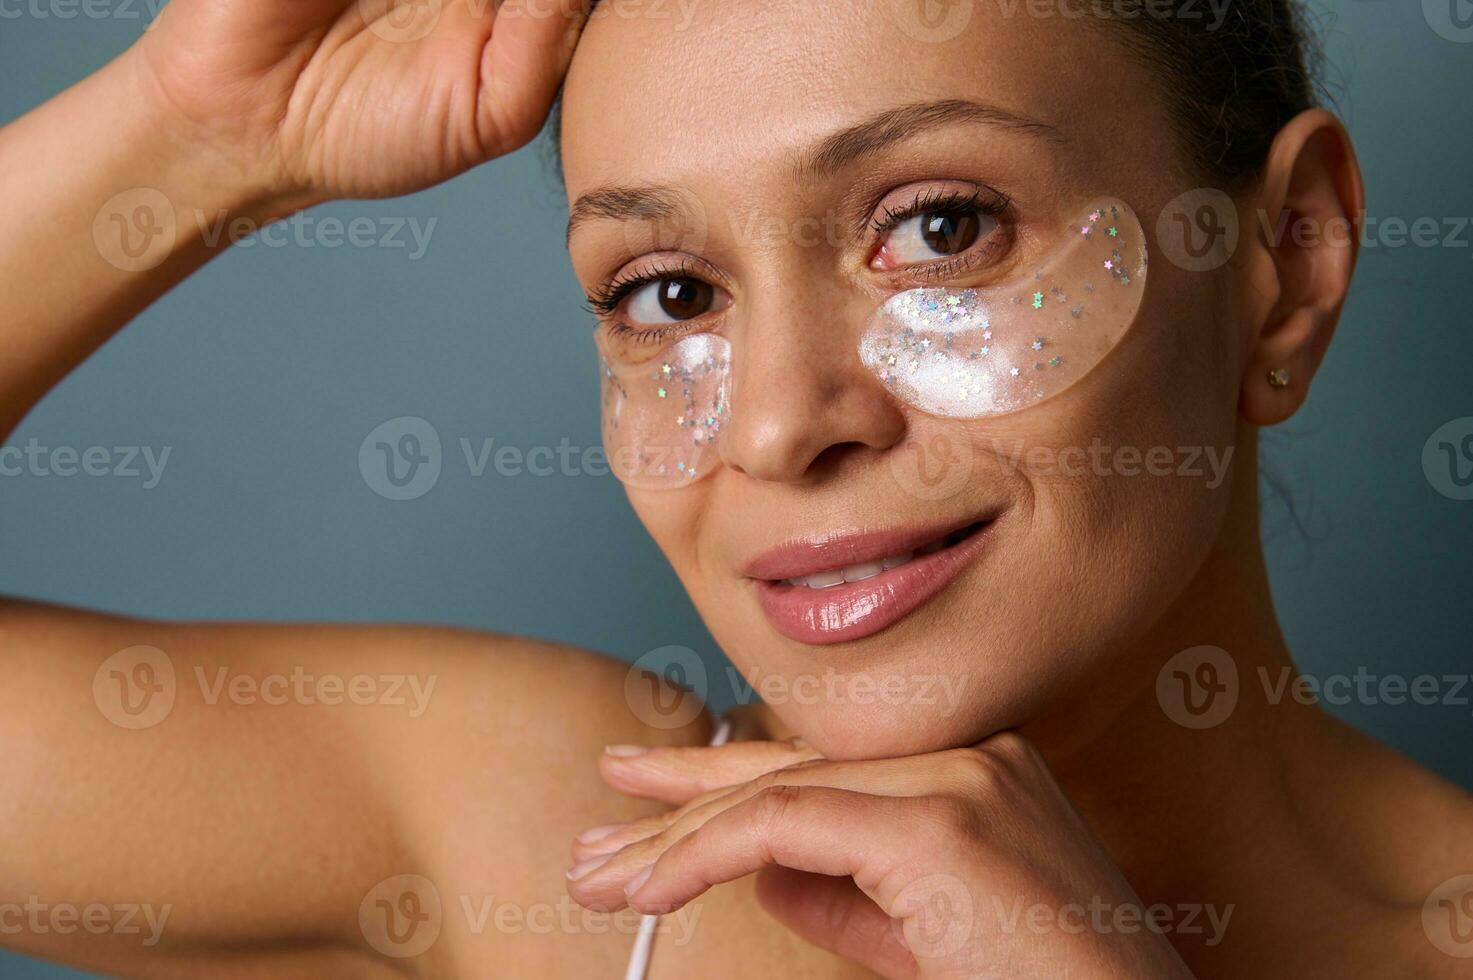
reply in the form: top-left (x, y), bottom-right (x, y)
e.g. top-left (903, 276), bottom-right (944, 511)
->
top-left (755, 867), bottom-right (917, 980)
top-left (579, 750), bottom-right (964, 863)
top-left (569, 781), bottom-right (739, 863)
top-left (622, 786), bottom-right (978, 980)
top-left (598, 737), bottom-right (822, 804)
top-left (622, 785), bottom-right (893, 911)
top-left (478, 0), bottom-right (592, 154)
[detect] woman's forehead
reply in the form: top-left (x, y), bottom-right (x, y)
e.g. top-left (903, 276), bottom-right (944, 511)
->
top-left (558, 0), bottom-right (1164, 199)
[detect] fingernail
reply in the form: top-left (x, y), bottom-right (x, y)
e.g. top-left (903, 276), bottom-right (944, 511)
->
top-left (624, 865), bottom-right (653, 897)
top-left (576, 823), bottom-right (626, 845)
top-left (604, 744), bottom-right (648, 758)
top-left (566, 854), bottom-right (612, 881)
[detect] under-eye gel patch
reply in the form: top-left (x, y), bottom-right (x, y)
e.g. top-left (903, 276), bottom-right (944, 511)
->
top-left (596, 330), bottom-right (731, 490)
top-left (859, 201), bottom-right (1148, 418)
top-left (594, 200), bottom-right (1147, 490)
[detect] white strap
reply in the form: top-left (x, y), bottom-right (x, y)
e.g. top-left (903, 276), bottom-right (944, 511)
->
top-left (623, 714), bottom-right (732, 980)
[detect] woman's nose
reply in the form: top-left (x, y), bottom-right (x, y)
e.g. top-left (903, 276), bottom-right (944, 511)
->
top-left (717, 294), bottom-right (906, 485)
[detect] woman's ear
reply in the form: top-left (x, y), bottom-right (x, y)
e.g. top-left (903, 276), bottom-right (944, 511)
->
top-left (1236, 109), bottom-right (1365, 426)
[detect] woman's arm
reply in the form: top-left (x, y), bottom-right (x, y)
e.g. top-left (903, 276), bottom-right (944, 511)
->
top-left (0, 599), bottom-right (411, 975)
top-left (0, 0), bottom-right (587, 442)
top-left (0, 49), bottom-right (277, 442)
top-left (0, 4), bottom-right (617, 974)
top-left (0, 597), bottom-right (712, 977)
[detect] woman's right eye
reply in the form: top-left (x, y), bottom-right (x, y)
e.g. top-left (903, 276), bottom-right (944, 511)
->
top-left (880, 208), bottom-right (999, 266)
top-left (626, 276), bottom-right (719, 324)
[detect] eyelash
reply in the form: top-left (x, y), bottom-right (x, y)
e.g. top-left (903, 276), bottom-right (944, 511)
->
top-left (869, 185), bottom-right (1012, 237)
top-left (585, 257), bottom-right (701, 317)
top-left (587, 185), bottom-right (1014, 341)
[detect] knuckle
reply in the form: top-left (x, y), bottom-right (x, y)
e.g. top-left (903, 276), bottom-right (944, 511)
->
top-left (983, 730), bottom-right (1037, 766)
top-left (948, 733), bottom-right (1041, 798)
top-left (776, 757), bottom-right (825, 777)
top-left (750, 769), bottom-right (783, 792)
top-left (752, 782), bottom-right (805, 829)
top-left (689, 786), bottom-right (733, 809)
top-left (916, 793), bottom-right (981, 840)
top-left (783, 735), bottom-right (820, 759)
top-left (948, 747), bottom-right (1008, 797)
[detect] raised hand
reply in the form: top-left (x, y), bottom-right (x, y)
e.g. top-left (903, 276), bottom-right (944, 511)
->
top-left (132, 0), bottom-right (589, 202)
top-left (567, 734), bottom-right (1198, 979)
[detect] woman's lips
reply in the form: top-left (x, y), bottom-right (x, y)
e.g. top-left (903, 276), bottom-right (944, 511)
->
top-left (746, 519), bottom-right (995, 645)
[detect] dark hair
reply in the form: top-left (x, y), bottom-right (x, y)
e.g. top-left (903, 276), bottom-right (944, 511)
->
top-left (548, 0), bottom-right (1322, 191)
top-left (1097, 0), bottom-right (1321, 188)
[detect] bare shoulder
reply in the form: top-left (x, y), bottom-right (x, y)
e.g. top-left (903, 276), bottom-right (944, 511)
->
top-left (0, 600), bottom-right (865, 977)
top-left (1319, 720), bottom-right (1473, 977)
top-left (0, 597), bottom-right (718, 977)
top-left (272, 620), bottom-right (725, 976)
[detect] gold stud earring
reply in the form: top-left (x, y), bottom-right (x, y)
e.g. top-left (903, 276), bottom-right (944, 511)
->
top-left (1268, 368), bottom-right (1292, 389)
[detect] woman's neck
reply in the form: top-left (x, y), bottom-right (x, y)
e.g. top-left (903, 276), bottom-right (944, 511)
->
top-left (1020, 442), bottom-right (1459, 971)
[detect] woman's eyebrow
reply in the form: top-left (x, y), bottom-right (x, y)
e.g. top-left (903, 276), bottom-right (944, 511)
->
top-left (565, 99), bottom-right (1061, 243)
top-left (794, 98), bottom-right (1065, 181)
top-left (567, 183), bottom-right (686, 245)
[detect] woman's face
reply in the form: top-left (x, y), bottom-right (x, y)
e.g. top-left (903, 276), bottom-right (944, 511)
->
top-left (562, 1), bottom-right (1246, 759)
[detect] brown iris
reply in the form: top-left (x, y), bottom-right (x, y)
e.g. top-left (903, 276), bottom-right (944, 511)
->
top-left (657, 277), bottom-right (713, 320)
top-left (922, 210), bottom-right (983, 255)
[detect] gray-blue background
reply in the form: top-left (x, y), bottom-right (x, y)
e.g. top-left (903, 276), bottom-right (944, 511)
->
top-left (2, 1), bottom-right (1470, 976)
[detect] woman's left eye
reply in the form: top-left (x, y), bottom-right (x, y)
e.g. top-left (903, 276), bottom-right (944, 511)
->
top-left (877, 208), bottom-right (1000, 268)
top-left (624, 276), bottom-right (723, 325)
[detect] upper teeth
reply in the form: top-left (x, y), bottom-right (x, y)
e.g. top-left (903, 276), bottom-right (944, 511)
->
top-left (786, 552), bottom-right (914, 589)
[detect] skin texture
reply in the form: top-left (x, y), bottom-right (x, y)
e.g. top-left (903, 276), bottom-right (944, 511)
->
top-left (558, 2), bottom-right (1473, 976)
top-left (0, 0), bottom-right (1470, 977)
top-left (561, 1), bottom-right (1285, 760)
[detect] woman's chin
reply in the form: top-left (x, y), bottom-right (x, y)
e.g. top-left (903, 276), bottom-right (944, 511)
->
top-left (772, 698), bottom-right (1012, 762)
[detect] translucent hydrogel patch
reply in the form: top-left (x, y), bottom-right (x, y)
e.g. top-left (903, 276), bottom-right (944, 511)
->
top-left (596, 331), bottom-right (731, 490)
top-left (860, 201), bottom-right (1148, 418)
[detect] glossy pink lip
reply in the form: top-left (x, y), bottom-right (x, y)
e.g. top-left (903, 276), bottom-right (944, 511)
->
top-left (746, 518), bottom-right (997, 645)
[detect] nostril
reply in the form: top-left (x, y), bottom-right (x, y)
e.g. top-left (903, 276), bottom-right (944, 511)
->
top-left (805, 440), bottom-right (876, 479)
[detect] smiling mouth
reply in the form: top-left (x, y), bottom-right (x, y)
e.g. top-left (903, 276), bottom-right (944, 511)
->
top-left (747, 518), bottom-right (996, 646)
top-left (774, 521), bottom-right (988, 588)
